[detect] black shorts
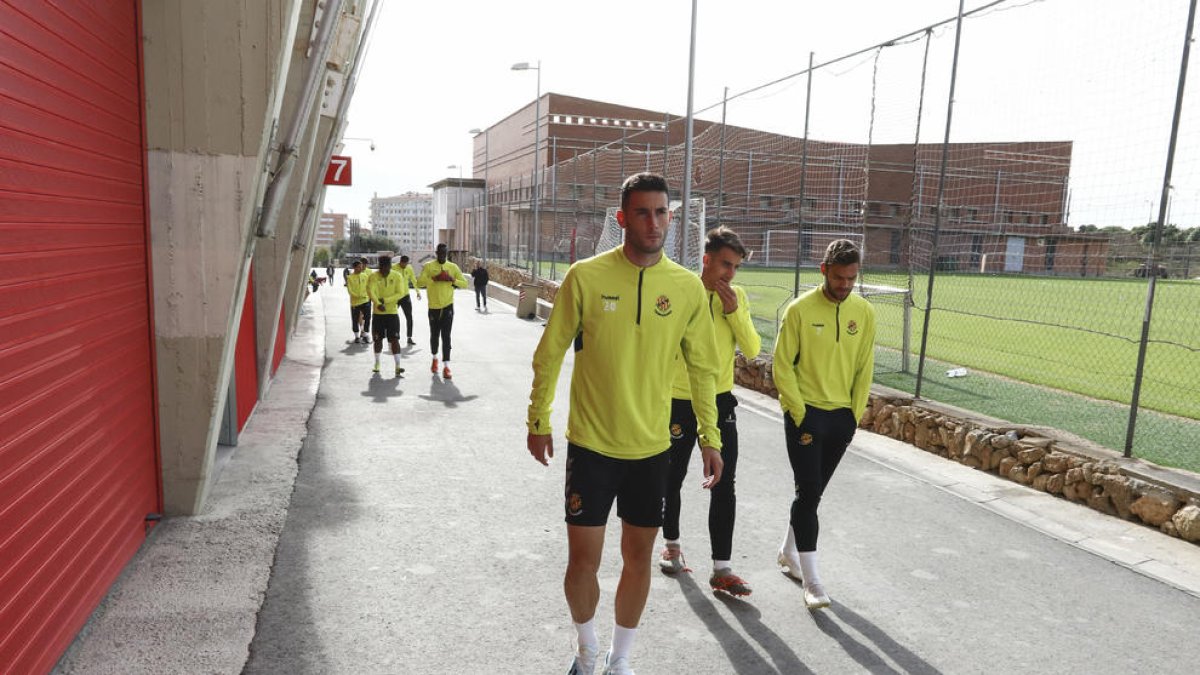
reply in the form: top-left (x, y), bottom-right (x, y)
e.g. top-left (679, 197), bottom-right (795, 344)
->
top-left (564, 443), bottom-right (670, 528)
top-left (372, 314), bottom-right (400, 341)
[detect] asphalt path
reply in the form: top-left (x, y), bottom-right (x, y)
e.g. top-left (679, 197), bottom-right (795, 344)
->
top-left (244, 281), bottom-right (1200, 674)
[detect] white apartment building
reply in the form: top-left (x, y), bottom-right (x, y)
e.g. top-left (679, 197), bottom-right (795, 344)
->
top-left (370, 192), bottom-right (433, 254)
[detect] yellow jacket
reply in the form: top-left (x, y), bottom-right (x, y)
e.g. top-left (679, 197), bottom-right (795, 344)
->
top-left (416, 260), bottom-right (468, 309)
top-left (366, 270), bottom-right (409, 315)
top-left (772, 285), bottom-right (876, 424)
top-left (398, 265), bottom-right (418, 294)
top-left (671, 284), bottom-right (761, 399)
top-left (528, 246), bottom-right (722, 459)
top-left (345, 271), bottom-right (370, 305)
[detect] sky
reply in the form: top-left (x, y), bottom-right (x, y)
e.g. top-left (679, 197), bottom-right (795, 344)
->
top-left (324, 0), bottom-right (1200, 232)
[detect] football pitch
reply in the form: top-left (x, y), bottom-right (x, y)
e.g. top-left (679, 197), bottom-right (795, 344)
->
top-left (735, 267), bottom-right (1200, 470)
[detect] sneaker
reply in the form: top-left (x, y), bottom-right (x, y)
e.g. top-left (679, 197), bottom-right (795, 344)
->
top-left (407, 338), bottom-right (417, 346)
top-left (430, 358), bottom-right (439, 374)
top-left (395, 366), bottom-right (405, 376)
top-left (804, 583), bottom-right (831, 610)
top-left (363, 335), bottom-right (372, 344)
top-left (601, 651), bottom-right (635, 675)
top-left (709, 569), bottom-right (752, 597)
top-left (442, 365), bottom-right (452, 380)
top-left (566, 644), bottom-right (599, 675)
top-left (777, 550), bottom-right (803, 582)
top-left (371, 364), bottom-right (380, 374)
top-left (658, 544), bottom-right (686, 574)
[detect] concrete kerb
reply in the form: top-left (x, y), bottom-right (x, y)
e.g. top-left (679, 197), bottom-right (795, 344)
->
top-left (53, 292), bottom-right (327, 674)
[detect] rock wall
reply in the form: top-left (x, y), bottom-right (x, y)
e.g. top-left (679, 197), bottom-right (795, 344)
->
top-left (735, 352), bottom-right (1200, 547)
top-left (470, 257), bottom-right (560, 304)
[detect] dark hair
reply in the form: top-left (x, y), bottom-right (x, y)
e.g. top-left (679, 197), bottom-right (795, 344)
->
top-left (378, 255), bottom-right (392, 266)
top-left (822, 239), bottom-right (861, 266)
top-left (620, 172), bottom-right (670, 211)
top-left (399, 255), bottom-right (410, 263)
top-left (704, 226), bottom-right (748, 259)
top-left (436, 243), bottom-right (448, 252)
top-left (353, 259), bottom-right (364, 267)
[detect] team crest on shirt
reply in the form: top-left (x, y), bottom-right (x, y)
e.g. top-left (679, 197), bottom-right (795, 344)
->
top-left (670, 423), bottom-right (683, 439)
top-left (655, 295), bottom-right (672, 316)
top-left (567, 492), bottom-right (584, 516)
top-left (800, 433), bottom-right (814, 445)
top-left (847, 319), bottom-right (859, 336)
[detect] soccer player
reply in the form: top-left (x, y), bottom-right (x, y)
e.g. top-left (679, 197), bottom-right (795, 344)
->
top-left (527, 172), bottom-right (723, 675)
top-left (415, 243), bottom-right (468, 379)
top-left (366, 255), bottom-right (408, 377)
top-left (345, 259), bottom-right (371, 343)
top-left (773, 239), bottom-right (875, 610)
top-left (659, 227), bottom-right (760, 598)
top-left (396, 255), bottom-right (421, 346)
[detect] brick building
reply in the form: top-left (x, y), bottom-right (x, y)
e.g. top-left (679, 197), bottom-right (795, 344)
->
top-left (464, 93), bottom-right (1109, 276)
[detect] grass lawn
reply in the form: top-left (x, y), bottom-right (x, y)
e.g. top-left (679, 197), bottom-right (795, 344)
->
top-left (733, 267), bottom-right (1200, 470)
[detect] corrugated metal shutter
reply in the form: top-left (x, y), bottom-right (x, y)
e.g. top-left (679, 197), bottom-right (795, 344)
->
top-left (0, 1), bottom-right (161, 672)
top-left (235, 265), bottom-right (258, 431)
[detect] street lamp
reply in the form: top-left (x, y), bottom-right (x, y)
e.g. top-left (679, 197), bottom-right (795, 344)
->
top-left (512, 60), bottom-right (541, 284)
top-left (470, 128), bottom-right (490, 263)
top-left (447, 164), bottom-right (462, 250)
top-left (341, 136), bottom-right (376, 151)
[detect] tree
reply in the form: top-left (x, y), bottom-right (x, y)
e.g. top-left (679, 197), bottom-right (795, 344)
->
top-left (350, 233), bottom-right (396, 253)
top-left (312, 246), bottom-right (330, 267)
top-left (331, 238), bottom-right (347, 260)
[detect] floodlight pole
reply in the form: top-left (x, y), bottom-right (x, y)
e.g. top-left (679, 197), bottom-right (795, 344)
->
top-left (1125, 0), bottom-right (1197, 457)
top-left (792, 52), bottom-right (814, 298)
top-left (914, 0), bottom-right (966, 400)
top-left (681, 0), bottom-right (698, 270)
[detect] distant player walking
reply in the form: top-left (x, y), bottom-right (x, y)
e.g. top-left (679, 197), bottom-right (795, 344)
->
top-left (416, 243), bottom-right (468, 379)
top-left (659, 227), bottom-right (760, 598)
top-left (774, 239), bottom-right (875, 610)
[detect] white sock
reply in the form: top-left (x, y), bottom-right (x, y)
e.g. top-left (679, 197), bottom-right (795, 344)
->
top-left (782, 525), bottom-right (798, 555)
top-left (713, 559), bottom-right (731, 573)
top-left (373, 352), bottom-right (380, 366)
top-left (798, 551), bottom-right (822, 587)
top-left (574, 618), bottom-right (598, 652)
top-left (610, 624), bottom-right (637, 662)
top-left (393, 352), bottom-right (402, 366)
top-left (663, 538), bottom-right (680, 548)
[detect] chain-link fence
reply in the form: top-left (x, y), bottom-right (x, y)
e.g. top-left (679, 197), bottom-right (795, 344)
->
top-left (461, 0), bottom-right (1200, 473)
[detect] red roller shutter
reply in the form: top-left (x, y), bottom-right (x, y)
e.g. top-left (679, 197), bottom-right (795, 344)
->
top-left (235, 265), bottom-right (259, 431)
top-left (0, 1), bottom-right (161, 673)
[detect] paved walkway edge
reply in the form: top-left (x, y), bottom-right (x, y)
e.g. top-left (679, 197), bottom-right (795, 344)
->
top-left (735, 385), bottom-right (1200, 601)
top-left (53, 294), bottom-right (326, 675)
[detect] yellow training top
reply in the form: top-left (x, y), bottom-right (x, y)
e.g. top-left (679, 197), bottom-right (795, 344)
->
top-left (416, 260), bottom-right (468, 309)
top-left (772, 285), bottom-right (876, 424)
top-left (345, 271), bottom-right (370, 306)
top-left (528, 246), bottom-right (723, 459)
top-left (366, 269), bottom-right (409, 315)
top-left (671, 284), bottom-right (761, 399)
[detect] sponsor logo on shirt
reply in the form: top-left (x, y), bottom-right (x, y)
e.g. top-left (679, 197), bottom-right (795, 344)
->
top-left (602, 294), bottom-right (620, 312)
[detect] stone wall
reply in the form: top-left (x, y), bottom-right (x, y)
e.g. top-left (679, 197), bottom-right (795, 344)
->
top-left (734, 352), bottom-right (1200, 547)
top-left (470, 257), bottom-right (560, 303)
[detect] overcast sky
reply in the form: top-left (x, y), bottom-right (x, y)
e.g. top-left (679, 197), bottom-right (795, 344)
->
top-left (324, 0), bottom-right (1199, 231)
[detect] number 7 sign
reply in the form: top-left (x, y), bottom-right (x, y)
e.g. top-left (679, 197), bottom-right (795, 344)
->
top-left (324, 155), bottom-right (352, 186)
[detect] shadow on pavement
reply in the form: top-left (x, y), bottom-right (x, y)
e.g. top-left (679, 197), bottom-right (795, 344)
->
top-left (671, 572), bottom-right (814, 674)
top-left (810, 603), bottom-right (942, 675)
top-left (361, 372), bottom-right (405, 403)
top-left (418, 376), bottom-right (478, 406)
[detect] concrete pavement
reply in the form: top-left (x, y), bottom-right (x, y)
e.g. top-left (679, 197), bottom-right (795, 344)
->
top-left (58, 280), bottom-right (1200, 674)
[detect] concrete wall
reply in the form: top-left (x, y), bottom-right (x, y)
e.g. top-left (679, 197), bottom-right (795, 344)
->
top-left (144, 0), bottom-right (301, 515)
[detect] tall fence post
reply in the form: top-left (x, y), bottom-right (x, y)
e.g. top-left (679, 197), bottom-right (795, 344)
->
top-left (792, 52), bottom-right (815, 298)
top-left (718, 86), bottom-right (728, 226)
top-left (1125, 0), bottom-right (1198, 457)
top-left (914, 0), bottom-right (967, 399)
